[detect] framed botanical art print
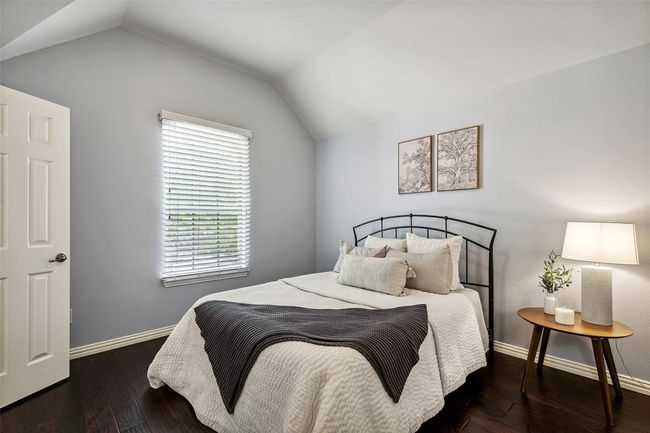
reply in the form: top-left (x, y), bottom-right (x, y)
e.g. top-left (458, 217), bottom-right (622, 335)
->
top-left (437, 125), bottom-right (480, 191)
top-left (398, 136), bottom-right (432, 194)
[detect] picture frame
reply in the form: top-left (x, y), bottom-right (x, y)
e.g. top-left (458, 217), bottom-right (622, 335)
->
top-left (436, 125), bottom-right (480, 191)
top-left (398, 136), bottom-right (433, 194)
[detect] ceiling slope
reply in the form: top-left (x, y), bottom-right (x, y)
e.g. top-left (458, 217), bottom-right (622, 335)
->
top-left (1, 0), bottom-right (74, 47)
top-left (1, 1), bottom-right (648, 140)
top-left (278, 1), bottom-right (650, 140)
top-left (0, 0), bottom-right (128, 62)
top-left (122, 0), bottom-right (401, 78)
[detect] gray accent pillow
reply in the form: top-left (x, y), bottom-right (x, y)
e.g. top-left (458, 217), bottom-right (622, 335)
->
top-left (332, 241), bottom-right (387, 273)
top-left (387, 246), bottom-right (452, 294)
top-left (337, 256), bottom-right (411, 296)
top-left (406, 233), bottom-right (463, 290)
top-left (364, 235), bottom-right (407, 252)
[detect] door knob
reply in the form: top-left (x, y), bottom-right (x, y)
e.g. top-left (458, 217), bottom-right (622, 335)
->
top-left (49, 253), bottom-right (67, 263)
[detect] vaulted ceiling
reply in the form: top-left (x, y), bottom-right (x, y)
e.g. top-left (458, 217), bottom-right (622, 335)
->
top-left (2, 1), bottom-right (649, 140)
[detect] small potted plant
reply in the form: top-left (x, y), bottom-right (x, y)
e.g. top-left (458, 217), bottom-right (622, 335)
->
top-left (538, 250), bottom-right (573, 314)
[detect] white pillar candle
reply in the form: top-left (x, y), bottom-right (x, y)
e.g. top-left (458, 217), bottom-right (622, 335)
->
top-left (555, 307), bottom-right (575, 326)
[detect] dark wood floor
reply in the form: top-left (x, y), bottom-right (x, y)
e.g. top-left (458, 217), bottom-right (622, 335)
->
top-left (1, 338), bottom-right (649, 433)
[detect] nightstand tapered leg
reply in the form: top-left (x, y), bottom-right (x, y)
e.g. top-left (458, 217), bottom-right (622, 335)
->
top-left (537, 328), bottom-right (551, 374)
top-left (592, 338), bottom-right (614, 426)
top-left (602, 339), bottom-right (622, 400)
top-left (521, 325), bottom-right (543, 393)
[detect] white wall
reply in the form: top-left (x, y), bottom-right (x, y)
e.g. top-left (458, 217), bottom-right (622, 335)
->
top-left (0, 28), bottom-right (316, 347)
top-left (315, 45), bottom-right (650, 380)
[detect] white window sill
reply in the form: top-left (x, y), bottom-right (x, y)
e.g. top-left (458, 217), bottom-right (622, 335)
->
top-left (161, 269), bottom-right (249, 288)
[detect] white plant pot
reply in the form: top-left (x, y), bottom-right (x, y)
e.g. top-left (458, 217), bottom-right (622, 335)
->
top-left (544, 294), bottom-right (557, 315)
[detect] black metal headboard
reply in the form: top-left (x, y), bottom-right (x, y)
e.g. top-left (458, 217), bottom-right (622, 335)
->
top-left (353, 214), bottom-right (497, 351)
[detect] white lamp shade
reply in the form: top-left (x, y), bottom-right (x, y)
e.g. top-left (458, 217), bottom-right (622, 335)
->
top-left (561, 222), bottom-right (639, 265)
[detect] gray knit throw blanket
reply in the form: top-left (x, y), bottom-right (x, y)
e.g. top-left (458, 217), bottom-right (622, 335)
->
top-left (194, 300), bottom-right (429, 413)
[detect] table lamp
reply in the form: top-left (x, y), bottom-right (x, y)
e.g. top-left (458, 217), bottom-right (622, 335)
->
top-left (561, 222), bottom-right (638, 326)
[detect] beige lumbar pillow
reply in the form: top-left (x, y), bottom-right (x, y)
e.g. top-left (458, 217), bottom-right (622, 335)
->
top-left (332, 241), bottom-right (387, 273)
top-left (364, 235), bottom-right (407, 252)
top-left (406, 233), bottom-right (463, 290)
top-left (386, 245), bottom-right (452, 294)
top-left (337, 255), bottom-right (413, 296)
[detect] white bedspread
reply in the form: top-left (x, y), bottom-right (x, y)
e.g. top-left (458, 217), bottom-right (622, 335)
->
top-left (147, 272), bottom-right (487, 433)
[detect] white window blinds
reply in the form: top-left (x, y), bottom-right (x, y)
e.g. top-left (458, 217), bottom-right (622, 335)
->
top-left (160, 110), bottom-right (252, 287)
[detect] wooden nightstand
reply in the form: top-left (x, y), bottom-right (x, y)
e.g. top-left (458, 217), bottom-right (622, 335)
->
top-left (517, 307), bottom-right (633, 427)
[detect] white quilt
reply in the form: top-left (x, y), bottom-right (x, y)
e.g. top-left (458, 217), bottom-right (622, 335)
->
top-left (147, 272), bottom-right (487, 433)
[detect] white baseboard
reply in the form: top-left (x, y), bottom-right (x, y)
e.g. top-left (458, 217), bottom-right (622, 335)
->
top-left (493, 340), bottom-right (650, 397)
top-left (69, 325), bottom-right (175, 360)
top-left (68, 328), bottom-right (649, 397)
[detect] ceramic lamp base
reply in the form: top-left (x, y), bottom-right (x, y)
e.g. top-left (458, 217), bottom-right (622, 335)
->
top-left (581, 265), bottom-right (612, 326)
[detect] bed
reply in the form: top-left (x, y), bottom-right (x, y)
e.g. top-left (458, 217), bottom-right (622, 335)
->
top-left (148, 214), bottom-right (497, 433)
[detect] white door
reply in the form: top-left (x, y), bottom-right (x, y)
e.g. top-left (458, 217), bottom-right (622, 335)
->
top-left (0, 85), bottom-right (70, 408)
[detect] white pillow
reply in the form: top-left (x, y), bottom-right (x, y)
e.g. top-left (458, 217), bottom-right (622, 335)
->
top-left (364, 235), bottom-right (407, 252)
top-left (332, 241), bottom-right (387, 273)
top-left (386, 245), bottom-right (452, 294)
top-left (406, 232), bottom-right (463, 289)
top-left (337, 255), bottom-right (412, 296)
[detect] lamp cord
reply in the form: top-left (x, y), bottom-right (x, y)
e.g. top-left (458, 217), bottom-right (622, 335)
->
top-left (614, 339), bottom-right (650, 391)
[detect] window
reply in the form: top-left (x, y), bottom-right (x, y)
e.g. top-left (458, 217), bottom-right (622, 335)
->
top-left (160, 110), bottom-right (251, 287)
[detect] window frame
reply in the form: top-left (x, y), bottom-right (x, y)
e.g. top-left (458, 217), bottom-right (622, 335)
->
top-left (159, 110), bottom-right (252, 288)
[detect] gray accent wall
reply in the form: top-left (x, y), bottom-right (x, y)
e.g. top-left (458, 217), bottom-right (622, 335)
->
top-left (315, 45), bottom-right (650, 380)
top-left (0, 28), bottom-right (315, 347)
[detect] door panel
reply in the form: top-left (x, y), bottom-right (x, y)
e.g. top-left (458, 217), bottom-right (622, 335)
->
top-left (28, 112), bottom-right (52, 145)
top-left (0, 104), bottom-right (7, 137)
top-left (28, 272), bottom-right (52, 362)
top-left (0, 153), bottom-right (6, 249)
top-left (0, 277), bottom-right (6, 377)
top-left (0, 85), bottom-right (69, 408)
top-left (28, 158), bottom-right (51, 246)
